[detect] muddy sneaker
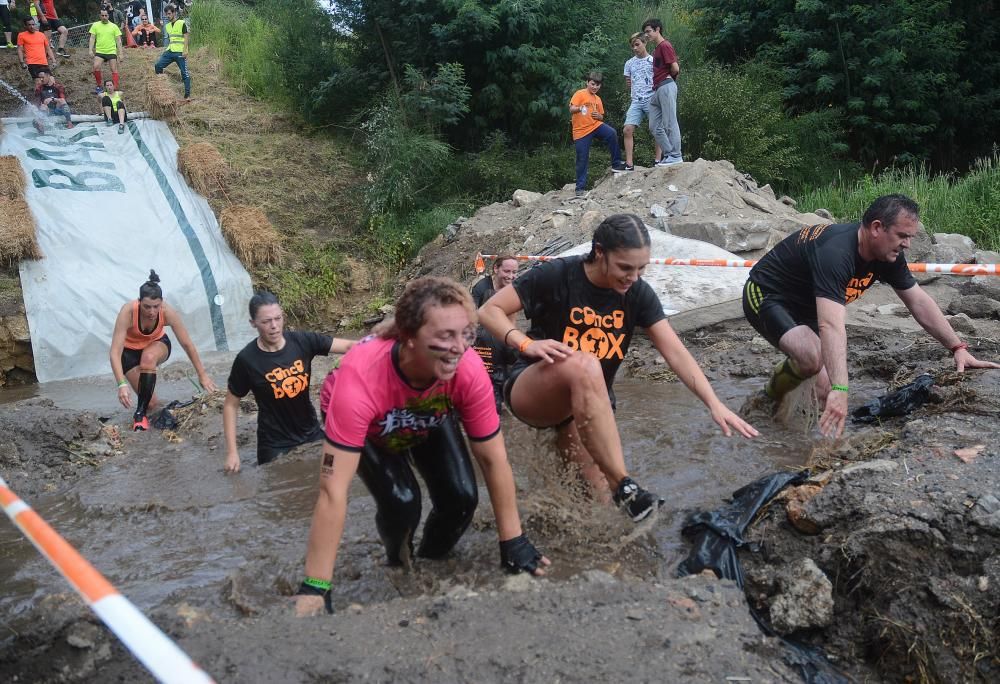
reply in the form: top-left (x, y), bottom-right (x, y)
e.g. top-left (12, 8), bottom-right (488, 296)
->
top-left (613, 477), bottom-right (664, 522)
top-left (132, 415), bottom-right (149, 432)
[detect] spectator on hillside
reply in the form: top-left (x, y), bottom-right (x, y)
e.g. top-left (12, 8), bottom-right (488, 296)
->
top-left (0, 0), bottom-right (14, 50)
top-left (154, 4), bottom-right (191, 100)
top-left (131, 12), bottom-right (160, 47)
top-left (622, 32), bottom-right (661, 170)
top-left (100, 79), bottom-right (127, 133)
top-left (569, 71), bottom-right (627, 197)
top-left (34, 0), bottom-right (69, 57)
top-left (89, 6), bottom-right (124, 92)
top-left (34, 70), bottom-right (73, 129)
top-left (100, 0), bottom-right (125, 27)
top-left (17, 17), bottom-right (55, 84)
top-left (126, 0), bottom-right (145, 30)
top-left (642, 18), bottom-right (682, 165)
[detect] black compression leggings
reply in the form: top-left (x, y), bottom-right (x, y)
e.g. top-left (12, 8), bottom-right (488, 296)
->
top-left (356, 415), bottom-right (479, 566)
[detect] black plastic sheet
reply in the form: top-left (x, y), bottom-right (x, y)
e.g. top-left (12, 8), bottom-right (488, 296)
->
top-left (851, 373), bottom-right (934, 424)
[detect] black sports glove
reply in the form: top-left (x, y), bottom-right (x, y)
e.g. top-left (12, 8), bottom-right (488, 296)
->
top-left (295, 581), bottom-right (334, 614)
top-left (499, 533), bottom-right (543, 574)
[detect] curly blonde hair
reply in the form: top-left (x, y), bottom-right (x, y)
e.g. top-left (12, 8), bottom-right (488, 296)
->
top-left (373, 276), bottom-right (476, 340)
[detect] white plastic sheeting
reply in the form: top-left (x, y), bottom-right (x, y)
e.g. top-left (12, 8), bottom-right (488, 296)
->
top-left (1, 118), bottom-right (254, 382)
top-left (558, 231), bottom-right (750, 315)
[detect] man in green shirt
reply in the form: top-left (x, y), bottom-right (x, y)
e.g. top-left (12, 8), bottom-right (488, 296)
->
top-left (154, 4), bottom-right (190, 100)
top-left (88, 7), bottom-right (123, 92)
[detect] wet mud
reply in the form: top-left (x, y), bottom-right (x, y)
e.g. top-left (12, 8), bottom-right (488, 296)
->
top-left (2, 298), bottom-right (1000, 682)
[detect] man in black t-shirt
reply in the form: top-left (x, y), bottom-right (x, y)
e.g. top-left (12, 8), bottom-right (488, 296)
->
top-left (743, 194), bottom-right (998, 438)
top-left (471, 255), bottom-right (519, 411)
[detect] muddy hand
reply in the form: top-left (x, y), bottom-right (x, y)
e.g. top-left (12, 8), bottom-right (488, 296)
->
top-left (117, 384), bottom-right (131, 409)
top-left (199, 374), bottom-right (218, 394)
top-left (711, 405), bottom-right (758, 438)
top-left (521, 339), bottom-right (572, 364)
top-left (224, 451), bottom-right (240, 474)
top-left (819, 390), bottom-right (848, 438)
top-left (954, 349), bottom-right (1000, 373)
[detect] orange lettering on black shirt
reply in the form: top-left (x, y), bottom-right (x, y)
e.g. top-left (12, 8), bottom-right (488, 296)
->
top-left (266, 358), bottom-right (309, 399)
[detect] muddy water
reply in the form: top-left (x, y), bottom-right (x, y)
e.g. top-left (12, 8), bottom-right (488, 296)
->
top-left (0, 372), bottom-right (812, 635)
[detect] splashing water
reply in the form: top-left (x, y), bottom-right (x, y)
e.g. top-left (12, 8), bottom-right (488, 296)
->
top-left (0, 75), bottom-right (47, 132)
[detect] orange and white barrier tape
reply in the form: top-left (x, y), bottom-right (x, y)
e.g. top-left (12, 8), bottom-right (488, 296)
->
top-left (474, 252), bottom-right (1000, 276)
top-left (0, 476), bottom-right (214, 684)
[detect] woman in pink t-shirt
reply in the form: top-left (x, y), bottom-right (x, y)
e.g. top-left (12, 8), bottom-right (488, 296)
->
top-left (295, 277), bottom-right (549, 615)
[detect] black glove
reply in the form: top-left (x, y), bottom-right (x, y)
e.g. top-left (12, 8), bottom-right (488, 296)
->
top-left (499, 533), bottom-right (543, 574)
top-left (295, 581), bottom-right (333, 614)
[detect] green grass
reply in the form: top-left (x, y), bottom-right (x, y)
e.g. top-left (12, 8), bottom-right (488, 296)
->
top-left (798, 153), bottom-right (1000, 250)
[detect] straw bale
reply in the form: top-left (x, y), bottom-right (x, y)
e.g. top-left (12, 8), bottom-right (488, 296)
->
top-left (178, 142), bottom-right (230, 197)
top-left (144, 74), bottom-right (178, 121)
top-left (0, 156), bottom-right (26, 200)
top-left (220, 205), bottom-right (281, 267)
top-left (0, 197), bottom-right (43, 263)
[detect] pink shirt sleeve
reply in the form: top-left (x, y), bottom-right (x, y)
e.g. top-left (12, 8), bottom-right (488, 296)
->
top-left (324, 363), bottom-right (376, 451)
top-left (452, 348), bottom-right (501, 440)
top-left (319, 370), bottom-right (335, 415)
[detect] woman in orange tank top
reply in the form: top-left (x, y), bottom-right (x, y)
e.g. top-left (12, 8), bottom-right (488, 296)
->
top-left (109, 269), bottom-right (218, 431)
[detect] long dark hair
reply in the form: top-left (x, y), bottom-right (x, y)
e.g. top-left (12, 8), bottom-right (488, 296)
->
top-left (584, 214), bottom-right (651, 263)
top-left (138, 270), bottom-right (162, 300)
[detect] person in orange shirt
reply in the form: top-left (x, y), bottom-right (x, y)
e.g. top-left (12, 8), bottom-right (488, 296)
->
top-left (130, 10), bottom-right (160, 47)
top-left (109, 270), bottom-right (218, 431)
top-left (16, 17), bottom-right (55, 82)
top-left (569, 71), bottom-right (627, 197)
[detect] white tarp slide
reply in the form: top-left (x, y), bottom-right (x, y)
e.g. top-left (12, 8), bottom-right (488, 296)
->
top-left (559, 231), bottom-right (750, 315)
top-left (0, 118), bottom-right (254, 382)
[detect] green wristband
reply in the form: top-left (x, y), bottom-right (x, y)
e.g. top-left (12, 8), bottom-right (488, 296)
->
top-left (117, 379), bottom-right (128, 388)
top-left (302, 576), bottom-right (331, 591)
top-left (830, 384), bottom-right (849, 393)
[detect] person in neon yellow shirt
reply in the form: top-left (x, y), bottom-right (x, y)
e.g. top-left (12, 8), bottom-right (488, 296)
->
top-left (154, 4), bottom-right (190, 100)
top-left (101, 79), bottom-right (127, 133)
top-left (88, 7), bottom-right (123, 92)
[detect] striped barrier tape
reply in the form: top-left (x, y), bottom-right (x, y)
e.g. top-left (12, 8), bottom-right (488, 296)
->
top-left (0, 476), bottom-right (214, 684)
top-left (474, 253), bottom-right (1000, 276)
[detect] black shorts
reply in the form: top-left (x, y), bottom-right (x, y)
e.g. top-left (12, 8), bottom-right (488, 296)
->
top-left (121, 334), bottom-right (172, 374)
top-left (742, 279), bottom-right (817, 349)
top-left (503, 359), bottom-right (616, 429)
top-left (27, 64), bottom-right (50, 79)
top-left (257, 431), bottom-right (323, 466)
top-left (44, 18), bottom-right (63, 31)
top-left (95, 52), bottom-right (118, 62)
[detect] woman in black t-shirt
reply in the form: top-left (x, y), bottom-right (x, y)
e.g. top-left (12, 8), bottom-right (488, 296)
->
top-left (479, 214), bottom-right (757, 522)
top-left (223, 292), bottom-right (355, 471)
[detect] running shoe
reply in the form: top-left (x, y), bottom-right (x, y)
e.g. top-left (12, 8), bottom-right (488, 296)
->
top-left (613, 477), bottom-right (664, 522)
top-left (654, 157), bottom-right (671, 167)
top-left (118, 124), bottom-right (125, 134)
top-left (132, 415), bottom-right (149, 432)
top-left (624, 164), bottom-right (635, 172)
top-left (94, 86), bottom-right (104, 95)
top-left (575, 189), bottom-right (588, 198)
top-left (665, 156), bottom-right (683, 165)
top-left (57, 48), bottom-right (69, 58)
top-left (611, 161), bottom-right (628, 173)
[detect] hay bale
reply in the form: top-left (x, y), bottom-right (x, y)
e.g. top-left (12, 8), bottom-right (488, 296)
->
top-left (0, 157), bottom-right (26, 200)
top-left (178, 142), bottom-right (229, 196)
top-left (145, 74), bottom-right (178, 120)
top-left (0, 197), bottom-right (43, 264)
top-left (220, 205), bottom-right (281, 267)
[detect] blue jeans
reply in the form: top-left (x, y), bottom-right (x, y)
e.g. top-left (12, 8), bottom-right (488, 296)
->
top-left (154, 50), bottom-right (190, 98)
top-left (574, 123), bottom-right (621, 191)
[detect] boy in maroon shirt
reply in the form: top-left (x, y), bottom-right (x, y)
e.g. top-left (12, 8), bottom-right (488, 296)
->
top-left (642, 18), bottom-right (682, 165)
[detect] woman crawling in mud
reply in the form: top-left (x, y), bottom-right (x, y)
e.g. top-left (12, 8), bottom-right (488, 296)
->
top-left (222, 291), bottom-right (355, 471)
top-left (479, 213), bottom-right (758, 522)
top-left (109, 269), bottom-right (217, 431)
top-left (295, 277), bottom-right (548, 615)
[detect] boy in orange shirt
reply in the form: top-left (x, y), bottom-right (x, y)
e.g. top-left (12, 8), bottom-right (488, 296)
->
top-left (569, 71), bottom-right (627, 197)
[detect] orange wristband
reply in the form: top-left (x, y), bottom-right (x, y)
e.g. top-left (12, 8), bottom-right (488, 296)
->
top-left (518, 338), bottom-right (533, 353)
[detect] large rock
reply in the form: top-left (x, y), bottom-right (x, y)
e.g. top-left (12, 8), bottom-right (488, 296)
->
top-left (769, 558), bottom-right (834, 634)
top-left (512, 189), bottom-right (543, 207)
top-left (931, 233), bottom-right (976, 264)
top-left (947, 294), bottom-right (1000, 320)
top-left (669, 219), bottom-right (772, 253)
top-left (906, 222), bottom-right (935, 262)
top-left (959, 275), bottom-right (1000, 301)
